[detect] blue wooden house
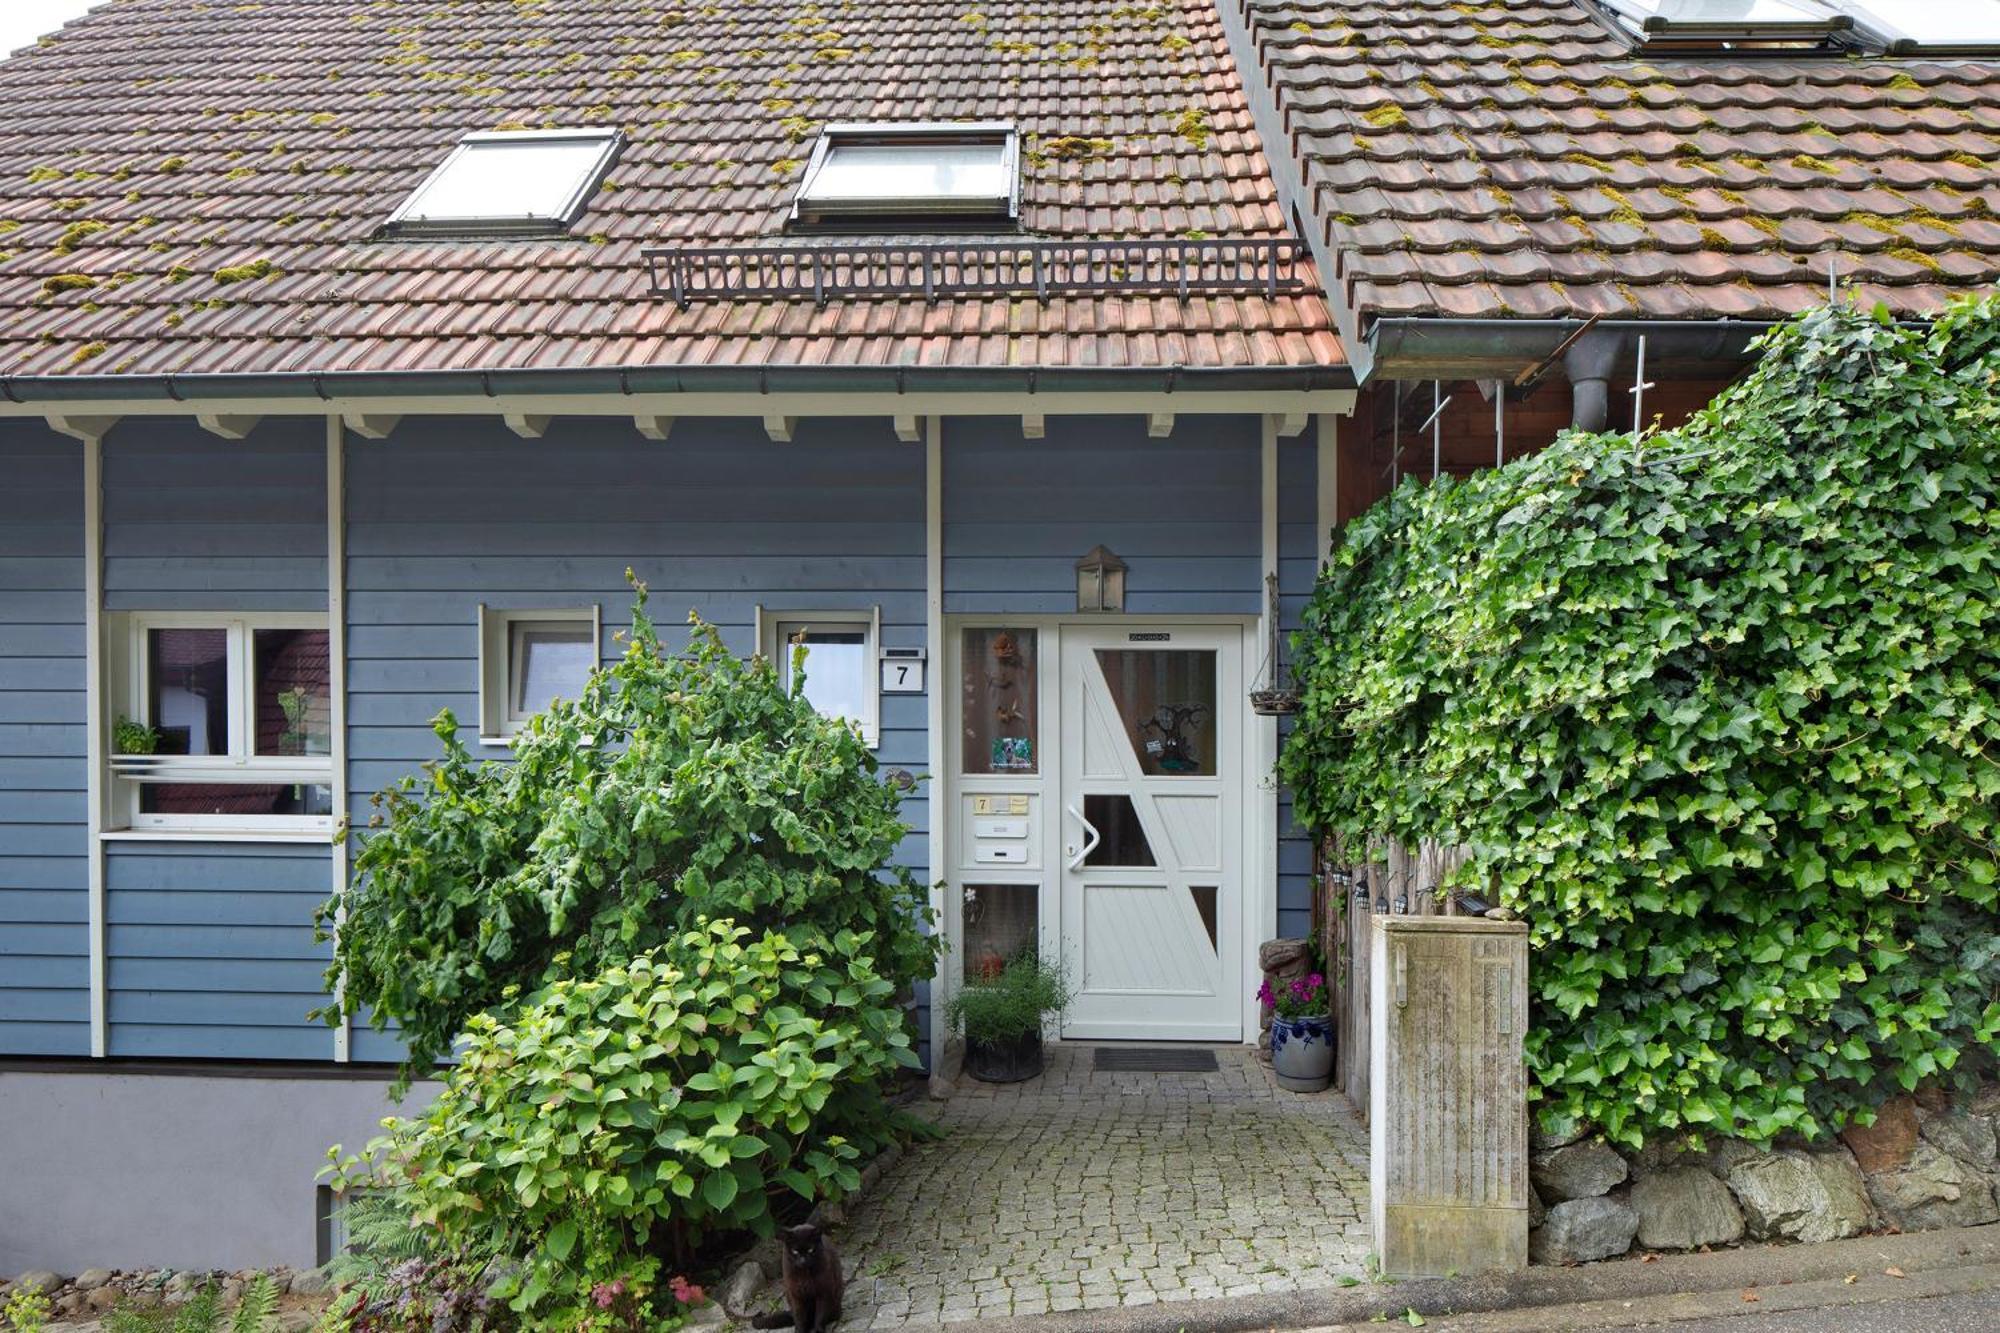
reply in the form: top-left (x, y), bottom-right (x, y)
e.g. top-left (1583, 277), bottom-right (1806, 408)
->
top-left (0, 0), bottom-right (1352, 1272)
top-left (5, 0), bottom-right (1997, 1275)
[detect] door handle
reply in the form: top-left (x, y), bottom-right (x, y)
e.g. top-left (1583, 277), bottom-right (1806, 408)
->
top-left (1066, 803), bottom-right (1101, 871)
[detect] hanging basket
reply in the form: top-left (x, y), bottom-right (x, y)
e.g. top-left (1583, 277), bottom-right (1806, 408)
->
top-left (1250, 687), bottom-right (1301, 716)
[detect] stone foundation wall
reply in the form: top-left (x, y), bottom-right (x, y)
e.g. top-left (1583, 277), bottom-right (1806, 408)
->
top-left (1530, 1084), bottom-right (2000, 1264)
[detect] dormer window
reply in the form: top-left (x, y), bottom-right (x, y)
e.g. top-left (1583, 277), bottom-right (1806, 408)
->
top-left (385, 129), bottom-right (621, 236)
top-left (791, 122), bottom-right (1020, 229)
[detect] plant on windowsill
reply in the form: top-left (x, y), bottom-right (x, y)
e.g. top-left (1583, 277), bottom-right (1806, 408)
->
top-left (948, 949), bottom-right (1071, 1084)
top-left (1259, 970), bottom-right (1332, 1093)
top-left (113, 715), bottom-right (161, 757)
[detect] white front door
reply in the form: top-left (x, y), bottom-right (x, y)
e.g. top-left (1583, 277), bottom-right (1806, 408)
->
top-left (1057, 625), bottom-right (1242, 1041)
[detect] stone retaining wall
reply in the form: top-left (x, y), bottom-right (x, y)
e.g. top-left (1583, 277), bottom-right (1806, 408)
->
top-left (1530, 1084), bottom-right (2000, 1264)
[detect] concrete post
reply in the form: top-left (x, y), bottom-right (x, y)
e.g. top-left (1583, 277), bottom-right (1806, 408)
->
top-left (1370, 915), bottom-right (1530, 1278)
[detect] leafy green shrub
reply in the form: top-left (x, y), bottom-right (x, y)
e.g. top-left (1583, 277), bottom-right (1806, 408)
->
top-left (355, 920), bottom-right (908, 1327)
top-left (317, 577), bottom-right (936, 1082)
top-left (1284, 297), bottom-right (2000, 1148)
top-left (3, 1285), bottom-right (51, 1333)
top-left (947, 949), bottom-right (1071, 1042)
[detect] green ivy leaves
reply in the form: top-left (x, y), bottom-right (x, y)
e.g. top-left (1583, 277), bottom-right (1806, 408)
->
top-left (1284, 295), bottom-right (2000, 1149)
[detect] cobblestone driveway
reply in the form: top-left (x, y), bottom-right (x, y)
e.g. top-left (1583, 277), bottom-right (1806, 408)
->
top-left (833, 1045), bottom-right (1371, 1328)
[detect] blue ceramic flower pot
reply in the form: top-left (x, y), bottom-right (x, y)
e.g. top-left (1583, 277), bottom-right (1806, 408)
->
top-left (1270, 1013), bottom-right (1333, 1092)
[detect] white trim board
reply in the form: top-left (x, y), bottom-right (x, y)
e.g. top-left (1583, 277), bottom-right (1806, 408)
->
top-left (82, 430), bottom-right (107, 1058)
top-left (924, 416), bottom-right (948, 1088)
top-left (327, 415), bottom-right (351, 1063)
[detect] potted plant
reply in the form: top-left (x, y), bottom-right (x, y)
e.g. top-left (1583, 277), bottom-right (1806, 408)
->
top-left (948, 949), bottom-right (1071, 1083)
top-left (113, 715), bottom-right (161, 757)
top-left (1259, 971), bottom-right (1333, 1092)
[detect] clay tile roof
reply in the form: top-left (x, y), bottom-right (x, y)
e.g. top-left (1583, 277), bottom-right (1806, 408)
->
top-left (0, 0), bottom-right (1342, 380)
top-left (1235, 0), bottom-right (2000, 325)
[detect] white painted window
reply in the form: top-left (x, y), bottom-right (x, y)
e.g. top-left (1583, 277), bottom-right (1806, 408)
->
top-left (759, 607), bottom-right (882, 748)
top-left (110, 614), bottom-right (335, 834)
top-left (478, 606), bottom-right (600, 743)
top-left (793, 123), bottom-right (1019, 227)
top-left (386, 129), bottom-right (621, 235)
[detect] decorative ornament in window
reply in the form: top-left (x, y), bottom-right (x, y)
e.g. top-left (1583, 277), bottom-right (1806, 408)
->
top-left (962, 628), bottom-right (1038, 775)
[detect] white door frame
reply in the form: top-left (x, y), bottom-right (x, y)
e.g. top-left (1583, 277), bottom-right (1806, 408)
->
top-left (939, 613), bottom-right (1272, 1045)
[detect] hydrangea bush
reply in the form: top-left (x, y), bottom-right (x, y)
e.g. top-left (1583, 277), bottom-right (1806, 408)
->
top-left (316, 579), bottom-right (938, 1329)
top-left (1283, 297), bottom-right (2000, 1148)
top-left (317, 577), bottom-right (936, 1080)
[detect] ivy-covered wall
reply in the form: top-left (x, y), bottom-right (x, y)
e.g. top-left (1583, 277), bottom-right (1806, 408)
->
top-left (1286, 298), bottom-right (2000, 1148)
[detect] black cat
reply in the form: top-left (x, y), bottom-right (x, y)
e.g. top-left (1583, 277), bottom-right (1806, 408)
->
top-left (751, 1222), bottom-right (845, 1332)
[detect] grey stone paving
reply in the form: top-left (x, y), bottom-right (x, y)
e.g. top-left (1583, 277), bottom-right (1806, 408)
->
top-left (834, 1044), bottom-right (1371, 1329)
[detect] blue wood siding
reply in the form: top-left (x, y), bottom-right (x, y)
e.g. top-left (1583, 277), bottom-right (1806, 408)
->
top-left (343, 415), bottom-right (931, 1053)
top-left (943, 413), bottom-right (1313, 944)
top-left (0, 408), bottom-right (1324, 1063)
top-left (102, 418), bottom-right (326, 613)
top-left (98, 417), bottom-right (334, 1059)
top-left (0, 425), bottom-right (89, 1056)
top-left (103, 841), bottom-right (334, 1060)
top-left (941, 416), bottom-right (1263, 616)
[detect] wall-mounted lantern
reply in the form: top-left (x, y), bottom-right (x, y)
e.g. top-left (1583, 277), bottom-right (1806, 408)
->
top-left (1075, 545), bottom-right (1127, 614)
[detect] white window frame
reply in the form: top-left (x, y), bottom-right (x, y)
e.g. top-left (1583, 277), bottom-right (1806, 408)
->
top-left (384, 128), bottom-right (623, 237)
top-left (1595, 0), bottom-right (1856, 46)
top-left (756, 606), bottom-right (882, 749)
top-left (1845, 2), bottom-right (2000, 53)
top-left (478, 605), bottom-right (601, 745)
top-left (110, 612), bottom-right (335, 835)
top-left (791, 122), bottom-right (1021, 228)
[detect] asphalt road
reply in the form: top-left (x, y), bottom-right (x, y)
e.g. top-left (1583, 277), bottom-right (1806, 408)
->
top-left (1627, 1289), bottom-right (2000, 1331)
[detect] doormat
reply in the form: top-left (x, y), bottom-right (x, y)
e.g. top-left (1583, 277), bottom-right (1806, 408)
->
top-left (1093, 1047), bottom-right (1220, 1073)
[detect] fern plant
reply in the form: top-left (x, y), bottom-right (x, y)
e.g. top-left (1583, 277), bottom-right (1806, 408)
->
top-left (103, 1276), bottom-right (279, 1333)
top-left (327, 1192), bottom-right (444, 1299)
top-left (104, 1287), bottom-right (216, 1333)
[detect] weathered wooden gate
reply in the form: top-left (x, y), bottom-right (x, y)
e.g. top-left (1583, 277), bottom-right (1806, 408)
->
top-left (1313, 836), bottom-right (1474, 1122)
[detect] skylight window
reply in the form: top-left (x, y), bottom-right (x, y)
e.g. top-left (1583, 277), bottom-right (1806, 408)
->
top-left (1848, 0), bottom-right (2000, 51)
top-left (791, 123), bottom-right (1020, 228)
top-left (1600, 0), bottom-right (2000, 51)
top-left (1599, 0), bottom-right (1854, 50)
top-left (385, 129), bottom-right (621, 236)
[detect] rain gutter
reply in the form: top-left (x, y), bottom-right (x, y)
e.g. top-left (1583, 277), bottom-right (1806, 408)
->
top-left (0, 361), bottom-right (1355, 409)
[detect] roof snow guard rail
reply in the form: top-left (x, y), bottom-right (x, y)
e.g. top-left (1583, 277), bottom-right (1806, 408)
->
top-left (646, 238), bottom-right (1314, 309)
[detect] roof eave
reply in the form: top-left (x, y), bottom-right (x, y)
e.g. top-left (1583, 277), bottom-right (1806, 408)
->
top-left (0, 361), bottom-right (1357, 414)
